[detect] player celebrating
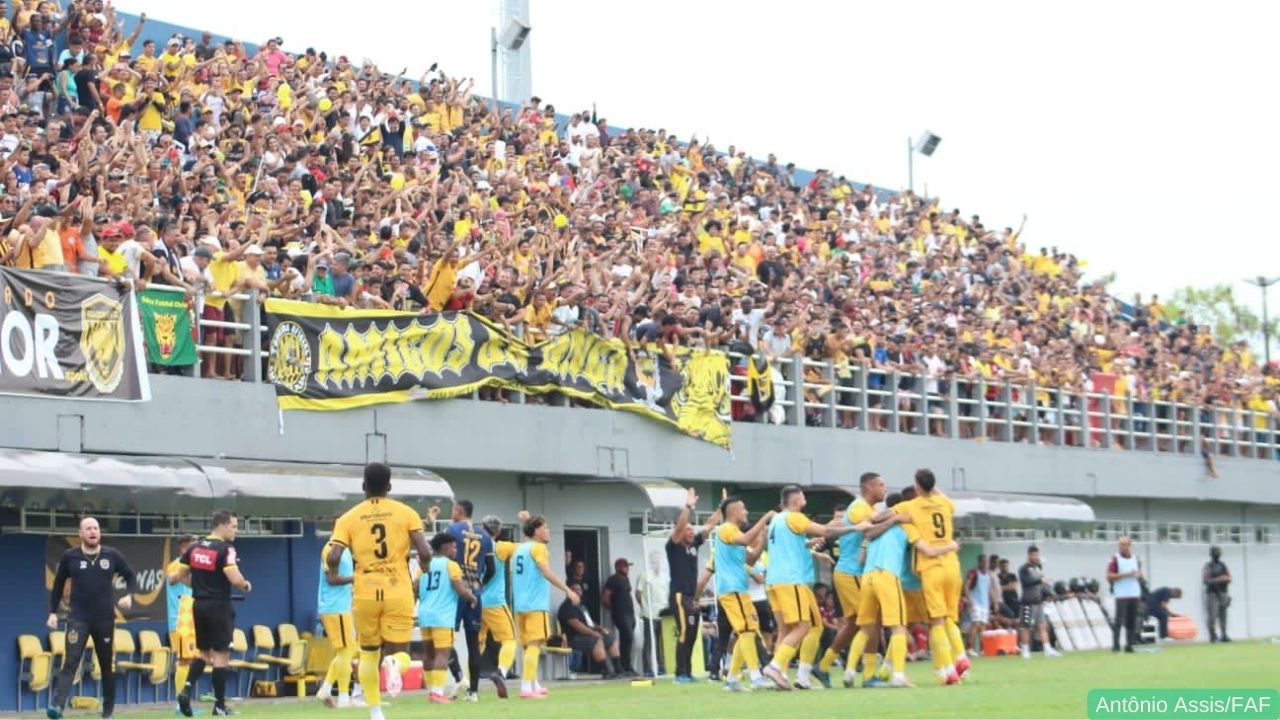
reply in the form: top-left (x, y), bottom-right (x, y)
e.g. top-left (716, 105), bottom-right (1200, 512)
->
top-left (315, 543), bottom-right (358, 708)
top-left (894, 468), bottom-right (966, 684)
top-left (325, 463), bottom-right (434, 720)
top-left (445, 500), bottom-right (496, 702)
top-left (762, 485), bottom-right (855, 690)
top-left (711, 496), bottom-right (775, 692)
top-left (818, 473), bottom-right (882, 688)
top-left (417, 533), bottom-right (479, 704)
top-left (847, 492), bottom-right (957, 688)
top-left (480, 513), bottom-right (521, 696)
top-left (512, 513), bottom-right (580, 699)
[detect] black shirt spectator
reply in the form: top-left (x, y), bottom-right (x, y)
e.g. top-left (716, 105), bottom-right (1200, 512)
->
top-left (999, 566), bottom-right (1020, 609)
top-left (74, 64), bottom-right (100, 111)
top-left (1019, 560), bottom-right (1047, 605)
top-left (603, 565), bottom-right (635, 619)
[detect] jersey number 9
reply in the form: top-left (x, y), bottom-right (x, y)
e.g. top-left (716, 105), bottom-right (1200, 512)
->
top-left (931, 512), bottom-right (946, 539)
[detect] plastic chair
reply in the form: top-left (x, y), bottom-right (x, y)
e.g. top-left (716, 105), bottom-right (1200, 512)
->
top-left (251, 625), bottom-right (291, 680)
top-left (17, 635), bottom-right (54, 712)
top-left (114, 628), bottom-right (147, 703)
top-left (227, 629), bottom-right (270, 698)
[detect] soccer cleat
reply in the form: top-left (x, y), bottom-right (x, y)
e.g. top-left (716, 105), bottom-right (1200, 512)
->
top-left (763, 665), bottom-right (792, 690)
top-left (673, 674), bottom-right (696, 684)
top-left (176, 693), bottom-right (193, 718)
top-left (428, 692), bottom-right (451, 704)
top-left (1020, 646), bottom-right (1031, 660)
top-left (534, 686), bottom-right (548, 697)
top-left (519, 691), bottom-right (545, 700)
top-left (317, 688), bottom-right (337, 709)
top-left (1044, 647), bottom-right (1061, 658)
top-left (863, 678), bottom-right (889, 689)
top-left (199, 693), bottom-right (216, 702)
top-left (889, 674), bottom-right (914, 688)
top-left (212, 705), bottom-right (232, 717)
top-left (382, 656), bottom-right (403, 698)
top-left (46, 708), bottom-right (63, 720)
top-left (464, 691), bottom-right (479, 703)
top-left (812, 669), bottom-right (832, 689)
top-left (955, 654), bottom-right (972, 678)
top-left (724, 678), bottom-right (749, 692)
top-left (842, 671), bottom-right (857, 689)
top-left (945, 668), bottom-right (961, 685)
top-left (793, 678), bottom-right (813, 690)
top-left (490, 671), bottom-right (509, 699)
top-left (751, 676), bottom-right (773, 691)
top-left (336, 696), bottom-right (352, 708)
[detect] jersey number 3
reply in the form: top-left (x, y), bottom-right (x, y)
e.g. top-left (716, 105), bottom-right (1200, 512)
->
top-left (371, 523), bottom-right (388, 559)
top-left (931, 512), bottom-right (947, 539)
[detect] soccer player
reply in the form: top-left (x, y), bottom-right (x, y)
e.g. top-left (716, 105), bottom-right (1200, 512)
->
top-left (417, 533), bottom-right (479, 704)
top-left (445, 500), bottom-right (496, 702)
top-left (893, 468), bottom-right (966, 684)
top-left (170, 511), bottom-right (252, 717)
top-left (166, 535), bottom-right (197, 705)
top-left (316, 543), bottom-right (358, 708)
top-left (325, 463), bottom-right (434, 720)
top-left (847, 493), bottom-right (958, 688)
top-left (479, 513), bottom-right (520, 696)
top-left (711, 496), bottom-right (774, 692)
top-left (762, 485), bottom-right (855, 690)
top-left (818, 473), bottom-right (883, 688)
top-left (512, 512), bottom-right (580, 699)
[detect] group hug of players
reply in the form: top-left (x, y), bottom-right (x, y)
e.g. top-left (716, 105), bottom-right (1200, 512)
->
top-left (706, 468), bottom-right (969, 692)
top-left (164, 462), bottom-right (968, 719)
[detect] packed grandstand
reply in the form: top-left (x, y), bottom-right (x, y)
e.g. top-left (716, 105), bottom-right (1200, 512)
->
top-left (0, 1), bottom-right (1276, 450)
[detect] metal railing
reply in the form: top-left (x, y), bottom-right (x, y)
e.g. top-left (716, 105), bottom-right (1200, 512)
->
top-left (150, 287), bottom-right (1280, 462)
top-left (956, 520), bottom-right (1280, 546)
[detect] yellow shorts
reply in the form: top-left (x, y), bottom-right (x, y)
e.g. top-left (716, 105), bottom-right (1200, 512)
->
top-left (516, 611), bottom-right (550, 645)
top-left (717, 593), bottom-right (760, 634)
top-left (320, 612), bottom-right (356, 650)
top-left (766, 583), bottom-right (820, 626)
top-left (904, 590), bottom-right (927, 625)
top-left (481, 606), bottom-right (516, 644)
top-left (420, 626), bottom-right (454, 648)
top-left (169, 630), bottom-right (197, 661)
top-left (920, 563), bottom-right (962, 622)
top-left (858, 570), bottom-right (906, 627)
top-left (352, 594), bottom-right (415, 647)
top-left (832, 570), bottom-right (862, 620)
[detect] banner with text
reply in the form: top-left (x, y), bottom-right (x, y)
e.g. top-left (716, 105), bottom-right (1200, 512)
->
top-left (0, 267), bottom-right (150, 401)
top-left (138, 287), bottom-right (198, 366)
top-left (45, 536), bottom-right (178, 623)
top-left (264, 299), bottom-right (732, 448)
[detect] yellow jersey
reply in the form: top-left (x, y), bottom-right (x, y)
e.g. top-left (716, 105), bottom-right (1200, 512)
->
top-left (331, 497), bottom-right (423, 600)
top-left (896, 493), bottom-right (956, 571)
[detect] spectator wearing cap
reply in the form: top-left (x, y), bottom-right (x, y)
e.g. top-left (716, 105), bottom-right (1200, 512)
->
top-left (602, 558), bottom-right (637, 675)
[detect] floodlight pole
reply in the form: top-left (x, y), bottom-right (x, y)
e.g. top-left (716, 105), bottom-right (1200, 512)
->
top-left (907, 136), bottom-right (914, 195)
top-left (490, 27), bottom-right (499, 114)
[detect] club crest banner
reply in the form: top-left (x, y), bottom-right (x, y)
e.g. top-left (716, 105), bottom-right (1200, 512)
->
top-left (264, 299), bottom-right (732, 448)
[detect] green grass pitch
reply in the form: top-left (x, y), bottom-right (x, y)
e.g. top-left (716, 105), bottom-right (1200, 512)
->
top-left (95, 641), bottom-right (1277, 719)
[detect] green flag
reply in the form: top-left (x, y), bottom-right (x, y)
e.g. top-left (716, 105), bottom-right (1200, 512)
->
top-left (138, 287), bottom-right (197, 366)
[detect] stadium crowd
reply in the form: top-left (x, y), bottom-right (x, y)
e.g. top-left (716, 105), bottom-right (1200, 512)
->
top-left (0, 1), bottom-right (1276, 438)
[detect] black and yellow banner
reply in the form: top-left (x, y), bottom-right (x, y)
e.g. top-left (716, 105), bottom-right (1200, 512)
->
top-left (0, 267), bottom-right (150, 401)
top-left (45, 536), bottom-right (178, 623)
top-left (265, 299), bottom-right (732, 448)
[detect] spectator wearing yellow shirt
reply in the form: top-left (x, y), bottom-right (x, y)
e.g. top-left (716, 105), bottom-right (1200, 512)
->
top-left (131, 76), bottom-right (168, 140)
top-left (201, 237), bottom-right (251, 380)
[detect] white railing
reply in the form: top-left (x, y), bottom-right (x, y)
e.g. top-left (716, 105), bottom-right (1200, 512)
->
top-left (143, 287), bottom-right (1280, 463)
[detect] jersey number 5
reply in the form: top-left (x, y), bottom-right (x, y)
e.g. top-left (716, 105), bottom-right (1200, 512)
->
top-left (371, 523), bottom-right (388, 559)
top-left (931, 512), bottom-right (946, 539)
top-left (515, 555), bottom-right (525, 575)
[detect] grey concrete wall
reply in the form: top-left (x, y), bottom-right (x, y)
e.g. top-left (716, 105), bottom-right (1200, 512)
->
top-left (4, 375), bottom-right (1279, 506)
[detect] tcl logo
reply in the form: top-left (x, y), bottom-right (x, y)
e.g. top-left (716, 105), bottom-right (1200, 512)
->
top-left (190, 548), bottom-right (218, 571)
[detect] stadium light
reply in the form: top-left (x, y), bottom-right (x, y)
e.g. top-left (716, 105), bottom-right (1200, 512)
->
top-left (908, 130), bottom-right (941, 195)
top-left (1244, 275), bottom-right (1279, 365)
top-left (491, 17), bottom-right (532, 109)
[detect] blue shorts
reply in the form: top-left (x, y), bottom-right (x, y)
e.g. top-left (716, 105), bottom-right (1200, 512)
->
top-left (456, 599), bottom-right (482, 633)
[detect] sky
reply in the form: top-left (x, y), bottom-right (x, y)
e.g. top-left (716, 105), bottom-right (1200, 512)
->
top-left (112, 0), bottom-right (1280, 313)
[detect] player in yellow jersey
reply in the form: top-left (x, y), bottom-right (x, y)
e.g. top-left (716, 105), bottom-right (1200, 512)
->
top-left (479, 513), bottom-right (524, 696)
top-left (326, 463), bottom-right (435, 720)
top-left (893, 468), bottom-right (965, 684)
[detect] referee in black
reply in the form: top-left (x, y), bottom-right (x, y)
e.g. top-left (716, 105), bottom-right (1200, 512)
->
top-left (168, 510), bottom-right (252, 718)
top-left (47, 517), bottom-right (137, 720)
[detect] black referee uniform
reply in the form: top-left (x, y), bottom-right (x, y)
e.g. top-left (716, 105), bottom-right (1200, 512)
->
top-left (49, 545), bottom-right (136, 717)
top-left (177, 536), bottom-right (238, 715)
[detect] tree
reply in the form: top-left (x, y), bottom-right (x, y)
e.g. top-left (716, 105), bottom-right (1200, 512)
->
top-left (1165, 284), bottom-right (1278, 351)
